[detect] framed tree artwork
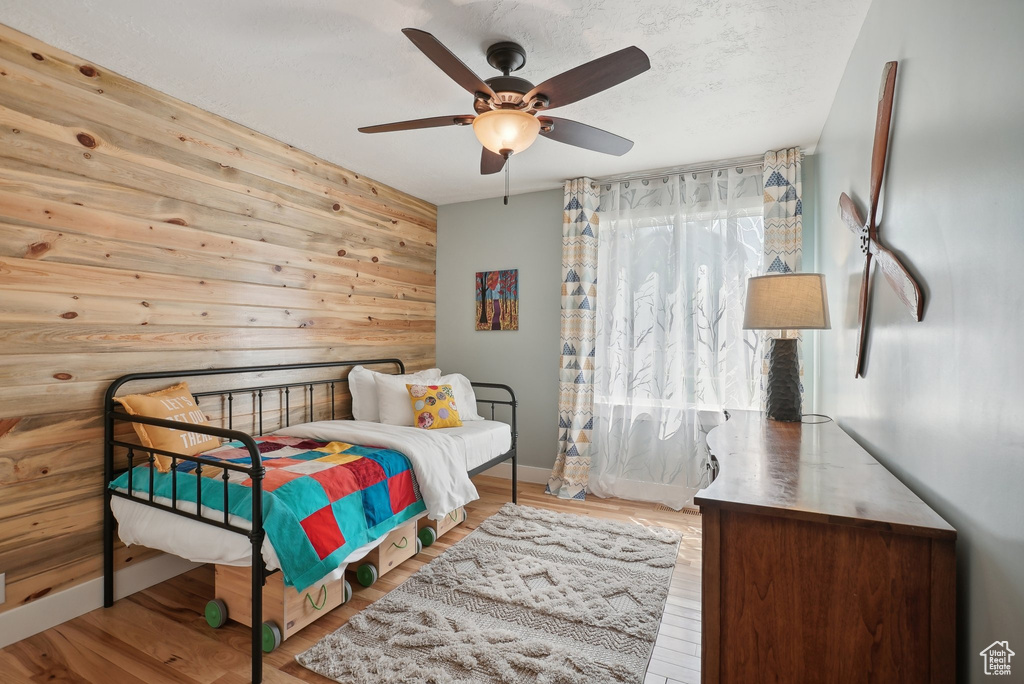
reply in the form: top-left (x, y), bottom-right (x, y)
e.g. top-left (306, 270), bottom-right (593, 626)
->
top-left (475, 269), bottom-right (519, 330)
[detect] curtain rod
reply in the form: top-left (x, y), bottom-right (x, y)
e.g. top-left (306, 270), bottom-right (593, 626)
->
top-left (580, 154), bottom-right (767, 186)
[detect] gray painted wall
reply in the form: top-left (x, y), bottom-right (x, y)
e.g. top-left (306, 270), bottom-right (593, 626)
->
top-left (801, 153), bottom-right (818, 407)
top-left (436, 189), bottom-right (564, 471)
top-left (813, 0), bottom-right (1024, 679)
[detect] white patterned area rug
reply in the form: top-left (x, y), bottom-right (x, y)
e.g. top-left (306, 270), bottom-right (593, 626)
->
top-left (296, 503), bottom-right (682, 684)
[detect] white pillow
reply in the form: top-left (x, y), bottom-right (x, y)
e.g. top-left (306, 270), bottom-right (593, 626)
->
top-left (438, 373), bottom-right (484, 421)
top-left (349, 366), bottom-right (440, 421)
top-left (375, 373), bottom-right (421, 426)
top-left (376, 371), bottom-right (484, 426)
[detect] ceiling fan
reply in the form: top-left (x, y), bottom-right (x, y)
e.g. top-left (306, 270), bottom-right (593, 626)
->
top-left (359, 28), bottom-right (650, 200)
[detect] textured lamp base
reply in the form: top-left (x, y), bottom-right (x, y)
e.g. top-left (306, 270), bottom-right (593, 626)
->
top-left (766, 338), bottom-right (801, 422)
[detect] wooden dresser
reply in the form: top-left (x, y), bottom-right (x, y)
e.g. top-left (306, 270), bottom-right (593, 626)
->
top-left (695, 411), bottom-right (956, 683)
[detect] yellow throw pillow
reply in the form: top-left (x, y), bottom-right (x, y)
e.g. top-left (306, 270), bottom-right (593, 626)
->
top-left (113, 382), bottom-right (220, 471)
top-left (407, 383), bottom-right (463, 429)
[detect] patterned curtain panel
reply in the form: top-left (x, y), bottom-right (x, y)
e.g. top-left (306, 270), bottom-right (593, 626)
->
top-left (762, 148), bottom-right (802, 274)
top-left (546, 178), bottom-right (599, 501)
top-left (761, 148), bottom-right (805, 399)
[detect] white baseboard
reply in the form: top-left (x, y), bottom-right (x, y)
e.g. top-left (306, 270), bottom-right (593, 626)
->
top-left (479, 462), bottom-right (551, 485)
top-left (0, 553), bottom-right (200, 649)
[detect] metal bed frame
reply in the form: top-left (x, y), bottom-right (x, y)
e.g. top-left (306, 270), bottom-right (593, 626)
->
top-left (102, 358), bottom-right (517, 683)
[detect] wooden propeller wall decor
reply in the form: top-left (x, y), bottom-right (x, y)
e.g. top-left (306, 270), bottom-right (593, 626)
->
top-left (838, 60), bottom-right (924, 378)
top-left (359, 29), bottom-right (650, 202)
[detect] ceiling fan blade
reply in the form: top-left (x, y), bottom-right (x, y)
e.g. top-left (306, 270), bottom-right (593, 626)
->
top-left (869, 61), bottom-right (898, 232)
top-left (838, 192), bottom-right (865, 235)
top-left (481, 147), bottom-right (506, 175)
top-left (855, 253), bottom-right (873, 378)
top-left (402, 29), bottom-right (497, 100)
top-left (539, 117), bottom-right (633, 156)
top-left (870, 241), bottom-right (923, 321)
top-left (524, 46), bottom-right (650, 110)
top-left (358, 115), bottom-right (474, 134)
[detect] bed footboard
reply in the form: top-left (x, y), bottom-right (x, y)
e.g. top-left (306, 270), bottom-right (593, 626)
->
top-left (103, 410), bottom-right (268, 681)
top-left (467, 382), bottom-right (518, 504)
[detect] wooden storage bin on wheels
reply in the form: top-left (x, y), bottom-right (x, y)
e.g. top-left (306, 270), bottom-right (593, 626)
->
top-left (417, 507), bottom-right (466, 548)
top-left (205, 565), bottom-right (352, 653)
top-left (202, 515), bottom-right (458, 649)
top-left (350, 519), bottom-right (421, 587)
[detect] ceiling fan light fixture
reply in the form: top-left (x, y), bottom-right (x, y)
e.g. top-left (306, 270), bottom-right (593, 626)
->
top-left (472, 109), bottom-right (540, 156)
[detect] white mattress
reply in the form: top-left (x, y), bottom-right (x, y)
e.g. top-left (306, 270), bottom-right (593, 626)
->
top-left (110, 419), bottom-right (512, 571)
top-left (441, 420), bottom-right (513, 471)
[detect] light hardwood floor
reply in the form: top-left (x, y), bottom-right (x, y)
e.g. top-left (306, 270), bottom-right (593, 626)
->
top-left (0, 476), bottom-right (702, 684)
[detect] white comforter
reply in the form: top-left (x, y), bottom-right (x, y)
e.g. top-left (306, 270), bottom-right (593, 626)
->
top-left (275, 420), bottom-right (479, 519)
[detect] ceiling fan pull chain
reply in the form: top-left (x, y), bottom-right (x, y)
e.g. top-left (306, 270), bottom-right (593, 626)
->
top-left (504, 155), bottom-right (510, 205)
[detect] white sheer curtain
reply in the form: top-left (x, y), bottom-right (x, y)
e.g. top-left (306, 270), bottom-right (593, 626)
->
top-left (590, 165), bottom-right (764, 509)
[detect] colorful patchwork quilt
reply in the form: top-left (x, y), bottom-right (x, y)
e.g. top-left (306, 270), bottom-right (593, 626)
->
top-left (109, 435), bottom-right (425, 590)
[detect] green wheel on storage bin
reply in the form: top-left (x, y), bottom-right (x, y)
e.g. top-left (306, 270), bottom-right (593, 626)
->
top-left (261, 621), bottom-right (282, 653)
top-left (356, 562), bottom-right (378, 587)
top-left (418, 526), bottom-right (437, 548)
top-left (343, 579), bottom-right (352, 604)
top-left (204, 599), bottom-right (228, 629)
top-left (415, 536), bottom-right (423, 554)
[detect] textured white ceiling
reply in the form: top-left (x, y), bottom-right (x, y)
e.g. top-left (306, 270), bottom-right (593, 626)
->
top-left (0, 0), bottom-right (870, 205)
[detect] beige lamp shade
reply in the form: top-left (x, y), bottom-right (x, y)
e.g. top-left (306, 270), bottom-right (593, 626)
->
top-left (472, 109), bottom-right (541, 155)
top-left (743, 273), bottom-right (831, 330)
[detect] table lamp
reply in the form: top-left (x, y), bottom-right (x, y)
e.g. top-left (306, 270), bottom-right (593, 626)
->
top-left (743, 273), bottom-right (830, 422)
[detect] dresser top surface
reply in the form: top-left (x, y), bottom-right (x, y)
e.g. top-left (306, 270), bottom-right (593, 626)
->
top-left (694, 410), bottom-right (956, 539)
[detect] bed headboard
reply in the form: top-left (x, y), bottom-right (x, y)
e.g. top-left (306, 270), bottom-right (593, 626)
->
top-left (105, 358), bottom-right (405, 435)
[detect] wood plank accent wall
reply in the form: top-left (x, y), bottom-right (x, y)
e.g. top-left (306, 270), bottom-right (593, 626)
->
top-left (0, 24), bottom-right (436, 615)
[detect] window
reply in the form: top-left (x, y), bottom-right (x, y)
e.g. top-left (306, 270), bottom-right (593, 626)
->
top-left (588, 165), bottom-right (763, 507)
